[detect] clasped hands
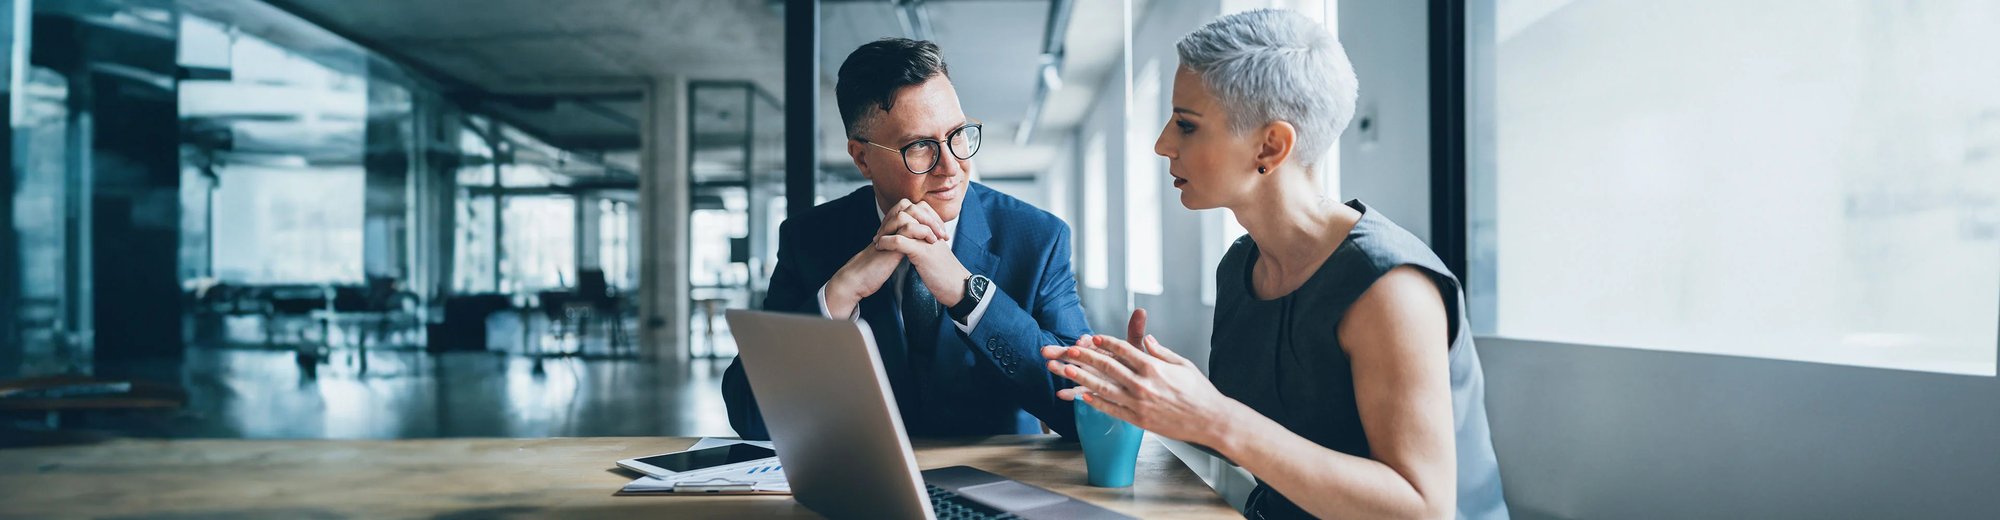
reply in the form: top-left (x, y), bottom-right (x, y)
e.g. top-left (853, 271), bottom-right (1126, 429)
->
top-left (823, 199), bottom-right (972, 319)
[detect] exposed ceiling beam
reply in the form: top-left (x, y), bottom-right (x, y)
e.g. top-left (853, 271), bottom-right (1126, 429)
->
top-left (541, 134), bottom-right (642, 152)
top-left (261, 0), bottom-right (642, 154)
top-left (573, 98), bottom-right (641, 131)
top-left (260, 0), bottom-right (473, 94)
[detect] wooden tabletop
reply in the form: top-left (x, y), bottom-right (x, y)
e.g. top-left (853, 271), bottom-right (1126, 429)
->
top-left (0, 435), bottom-right (1238, 519)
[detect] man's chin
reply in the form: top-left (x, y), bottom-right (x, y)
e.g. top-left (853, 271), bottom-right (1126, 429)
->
top-left (923, 190), bottom-right (965, 220)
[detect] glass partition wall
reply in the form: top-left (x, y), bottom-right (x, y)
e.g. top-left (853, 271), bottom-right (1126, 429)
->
top-left (2, 0), bottom-right (645, 379)
top-left (4, 0), bottom-right (89, 377)
top-left (686, 81), bottom-right (782, 358)
top-left (174, 2), bottom-right (450, 364)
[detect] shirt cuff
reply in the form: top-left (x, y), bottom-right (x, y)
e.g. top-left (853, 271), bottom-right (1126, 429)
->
top-left (951, 286), bottom-right (993, 334)
top-left (817, 283), bottom-right (861, 322)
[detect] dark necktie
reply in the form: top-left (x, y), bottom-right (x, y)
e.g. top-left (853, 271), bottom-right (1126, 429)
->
top-left (900, 264), bottom-right (942, 362)
top-left (899, 263), bottom-right (942, 424)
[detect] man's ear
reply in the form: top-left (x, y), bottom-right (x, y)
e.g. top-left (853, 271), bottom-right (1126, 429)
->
top-left (1256, 121), bottom-right (1298, 171)
top-left (847, 139), bottom-right (875, 182)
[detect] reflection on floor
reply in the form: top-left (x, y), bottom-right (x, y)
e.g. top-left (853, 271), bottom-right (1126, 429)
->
top-left (71, 346), bottom-right (738, 440)
top-left (4, 305), bottom-right (757, 441)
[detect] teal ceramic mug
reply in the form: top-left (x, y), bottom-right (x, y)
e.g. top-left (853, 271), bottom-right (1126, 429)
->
top-left (1075, 397), bottom-right (1145, 487)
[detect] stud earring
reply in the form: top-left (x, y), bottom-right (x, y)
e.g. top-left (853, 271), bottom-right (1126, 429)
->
top-left (1257, 166), bottom-right (1267, 174)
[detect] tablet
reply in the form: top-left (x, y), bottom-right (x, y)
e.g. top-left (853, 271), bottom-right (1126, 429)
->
top-left (616, 443), bottom-right (778, 479)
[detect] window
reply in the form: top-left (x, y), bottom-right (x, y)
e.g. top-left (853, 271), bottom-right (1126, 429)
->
top-left (598, 199), bottom-right (633, 290)
top-left (1126, 59), bottom-right (1166, 295)
top-left (181, 21), bottom-right (370, 285)
top-left (210, 166), bottom-right (367, 284)
top-left (689, 191), bottom-right (750, 288)
top-left (1227, 0), bottom-right (1332, 19)
top-left (1083, 133), bottom-right (1110, 289)
top-left (1466, 0), bottom-right (2000, 375)
top-left (499, 195), bottom-right (576, 292)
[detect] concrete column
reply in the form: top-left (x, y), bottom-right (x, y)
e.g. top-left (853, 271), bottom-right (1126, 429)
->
top-left (0, 0), bottom-right (22, 376)
top-left (576, 194), bottom-right (600, 269)
top-left (639, 75), bottom-right (689, 360)
top-left (419, 106), bottom-right (463, 300)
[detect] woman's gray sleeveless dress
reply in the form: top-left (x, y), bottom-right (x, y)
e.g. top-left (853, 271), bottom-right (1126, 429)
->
top-left (1210, 200), bottom-right (1508, 519)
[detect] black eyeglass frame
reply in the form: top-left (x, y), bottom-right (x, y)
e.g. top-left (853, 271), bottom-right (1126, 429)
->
top-left (855, 122), bottom-right (984, 175)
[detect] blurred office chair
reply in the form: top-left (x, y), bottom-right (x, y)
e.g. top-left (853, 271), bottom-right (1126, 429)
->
top-left (264, 285), bottom-right (328, 355)
top-left (574, 268), bottom-right (632, 356)
top-left (536, 290), bottom-right (578, 355)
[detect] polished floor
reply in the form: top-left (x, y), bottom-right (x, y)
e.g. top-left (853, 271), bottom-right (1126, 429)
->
top-left (160, 348), bottom-right (737, 439)
top-left (17, 311), bottom-right (744, 441)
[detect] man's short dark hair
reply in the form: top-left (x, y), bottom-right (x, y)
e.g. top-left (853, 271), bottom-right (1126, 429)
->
top-left (836, 37), bottom-right (951, 139)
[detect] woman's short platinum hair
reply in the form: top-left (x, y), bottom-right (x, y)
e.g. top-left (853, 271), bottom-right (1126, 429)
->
top-left (1175, 8), bottom-right (1358, 169)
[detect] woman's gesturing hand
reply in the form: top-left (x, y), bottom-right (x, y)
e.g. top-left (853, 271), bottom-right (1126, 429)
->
top-left (1040, 308), bottom-right (1244, 446)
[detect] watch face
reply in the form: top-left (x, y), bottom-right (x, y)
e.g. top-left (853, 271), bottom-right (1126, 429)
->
top-left (953, 276), bottom-right (990, 320)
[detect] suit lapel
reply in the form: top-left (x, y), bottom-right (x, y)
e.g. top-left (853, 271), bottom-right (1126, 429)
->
top-left (951, 184), bottom-right (1001, 279)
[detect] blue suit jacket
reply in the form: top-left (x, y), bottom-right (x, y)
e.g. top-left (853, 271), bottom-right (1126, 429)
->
top-left (723, 183), bottom-right (1090, 440)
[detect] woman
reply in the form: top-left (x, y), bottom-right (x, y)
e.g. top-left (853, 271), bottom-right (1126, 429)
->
top-left (1042, 9), bottom-right (1507, 519)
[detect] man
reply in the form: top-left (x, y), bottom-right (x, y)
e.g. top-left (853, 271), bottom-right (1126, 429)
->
top-left (723, 38), bottom-right (1089, 440)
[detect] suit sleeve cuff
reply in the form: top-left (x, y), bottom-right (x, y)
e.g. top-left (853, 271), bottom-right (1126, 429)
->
top-left (818, 283), bottom-right (861, 322)
top-left (951, 287), bottom-right (993, 334)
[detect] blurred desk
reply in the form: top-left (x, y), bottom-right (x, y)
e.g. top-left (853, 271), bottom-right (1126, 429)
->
top-left (0, 376), bottom-right (184, 429)
top-left (0, 435), bottom-right (1235, 519)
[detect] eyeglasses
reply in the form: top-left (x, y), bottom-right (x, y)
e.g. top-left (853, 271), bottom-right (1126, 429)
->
top-left (856, 122), bottom-right (983, 175)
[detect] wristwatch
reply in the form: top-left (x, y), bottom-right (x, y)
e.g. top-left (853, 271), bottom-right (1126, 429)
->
top-left (949, 274), bottom-right (991, 323)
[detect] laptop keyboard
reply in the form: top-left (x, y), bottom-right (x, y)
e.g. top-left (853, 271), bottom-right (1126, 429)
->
top-left (927, 484), bottom-right (1020, 520)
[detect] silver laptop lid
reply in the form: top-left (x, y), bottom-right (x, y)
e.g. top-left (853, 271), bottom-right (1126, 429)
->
top-left (725, 309), bottom-right (934, 520)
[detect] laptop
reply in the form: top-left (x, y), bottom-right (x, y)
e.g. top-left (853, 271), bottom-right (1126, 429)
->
top-left (726, 309), bottom-right (1135, 520)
